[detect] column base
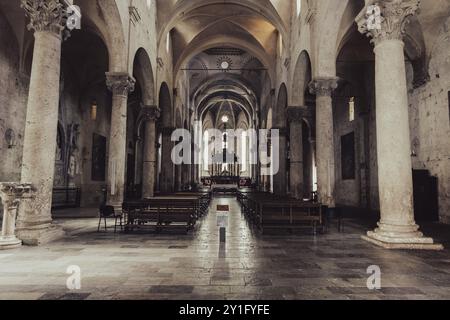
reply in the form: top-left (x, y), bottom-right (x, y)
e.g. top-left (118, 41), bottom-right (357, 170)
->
top-left (362, 229), bottom-right (443, 250)
top-left (0, 236), bottom-right (22, 250)
top-left (16, 222), bottom-right (65, 246)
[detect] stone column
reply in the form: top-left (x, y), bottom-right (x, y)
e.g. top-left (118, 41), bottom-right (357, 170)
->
top-left (287, 107), bottom-right (307, 199)
top-left (309, 78), bottom-right (338, 208)
top-left (272, 128), bottom-right (287, 196)
top-left (0, 183), bottom-right (34, 250)
top-left (356, 0), bottom-right (441, 249)
top-left (161, 127), bottom-right (175, 193)
top-left (106, 73), bottom-right (135, 208)
top-left (16, 0), bottom-right (68, 245)
top-left (141, 105), bottom-right (160, 198)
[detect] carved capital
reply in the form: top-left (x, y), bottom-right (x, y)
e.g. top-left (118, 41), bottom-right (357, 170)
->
top-left (0, 183), bottom-right (34, 209)
top-left (21, 0), bottom-right (67, 35)
top-left (309, 77), bottom-right (339, 97)
top-left (287, 106), bottom-right (311, 123)
top-left (141, 105), bottom-right (160, 122)
top-left (106, 72), bottom-right (136, 97)
top-left (356, 0), bottom-right (420, 46)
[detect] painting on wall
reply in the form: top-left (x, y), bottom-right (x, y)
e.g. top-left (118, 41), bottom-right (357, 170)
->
top-left (91, 133), bottom-right (106, 181)
top-left (341, 132), bottom-right (356, 180)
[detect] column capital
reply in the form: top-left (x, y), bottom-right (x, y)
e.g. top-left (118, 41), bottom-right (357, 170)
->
top-left (21, 0), bottom-right (66, 35)
top-left (309, 77), bottom-right (339, 97)
top-left (140, 105), bottom-right (160, 122)
top-left (287, 106), bottom-right (311, 123)
top-left (356, 0), bottom-right (420, 46)
top-left (106, 72), bottom-right (136, 97)
top-left (0, 183), bottom-right (34, 208)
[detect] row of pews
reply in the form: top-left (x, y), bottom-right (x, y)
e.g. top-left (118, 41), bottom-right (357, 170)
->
top-left (122, 191), bottom-right (211, 233)
top-left (237, 190), bottom-right (325, 234)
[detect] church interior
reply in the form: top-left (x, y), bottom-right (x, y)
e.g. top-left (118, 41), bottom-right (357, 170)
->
top-left (0, 0), bottom-right (450, 301)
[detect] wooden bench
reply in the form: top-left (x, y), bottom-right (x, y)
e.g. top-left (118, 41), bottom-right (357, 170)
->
top-left (256, 201), bottom-right (323, 234)
top-left (237, 190), bottom-right (324, 234)
top-left (123, 196), bottom-right (204, 233)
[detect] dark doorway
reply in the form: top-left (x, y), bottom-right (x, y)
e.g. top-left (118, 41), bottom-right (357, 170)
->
top-left (413, 170), bottom-right (439, 222)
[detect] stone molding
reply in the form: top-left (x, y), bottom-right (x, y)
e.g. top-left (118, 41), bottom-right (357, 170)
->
top-left (309, 77), bottom-right (339, 97)
top-left (106, 72), bottom-right (136, 97)
top-left (356, 0), bottom-right (420, 46)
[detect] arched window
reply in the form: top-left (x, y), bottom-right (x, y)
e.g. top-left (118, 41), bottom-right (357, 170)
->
top-left (296, 0), bottom-right (302, 17)
top-left (203, 130), bottom-right (209, 171)
top-left (241, 131), bottom-right (247, 172)
top-left (349, 97), bottom-right (355, 122)
top-left (222, 132), bottom-right (228, 150)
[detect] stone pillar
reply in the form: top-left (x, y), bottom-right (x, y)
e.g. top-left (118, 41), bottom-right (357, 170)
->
top-left (161, 127), bottom-right (175, 193)
top-left (141, 105), bottom-right (160, 198)
top-left (356, 0), bottom-right (442, 249)
top-left (16, 0), bottom-right (68, 245)
top-left (0, 183), bottom-right (34, 250)
top-left (105, 73), bottom-right (135, 207)
top-left (272, 128), bottom-right (287, 196)
top-left (309, 78), bottom-right (338, 207)
top-left (287, 107), bottom-right (307, 199)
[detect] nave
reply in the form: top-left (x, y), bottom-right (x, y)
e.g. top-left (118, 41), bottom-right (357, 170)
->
top-left (1, 197), bottom-right (450, 300)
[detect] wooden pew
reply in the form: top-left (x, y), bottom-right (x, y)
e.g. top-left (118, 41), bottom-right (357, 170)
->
top-left (123, 196), bottom-right (205, 233)
top-left (256, 200), bottom-right (323, 234)
top-left (236, 190), bottom-right (324, 234)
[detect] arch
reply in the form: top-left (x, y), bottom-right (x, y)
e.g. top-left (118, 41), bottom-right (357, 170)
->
top-left (291, 50), bottom-right (312, 106)
top-left (197, 92), bottom-right (254, 125)
top-left (192, 73), bottom-right (259, 104)
top-left (76, 0), bottom-right (127, 71)
top-left (174, 35), bottom-right (274, 87)
top-left (266, 108), bottom-right (273, 129)
top-left (159, 0), bottom-right (287, 50)
top-left (274, 83), bottom-right (287, 127)
top-left (315, 0), bottom-right (351, 76)
top-left (132, 48), bottom-right (156, 105)
top-left (158, 82), bottom-right (172, 128)
top-left (175, 108), bottom-right (183, 129)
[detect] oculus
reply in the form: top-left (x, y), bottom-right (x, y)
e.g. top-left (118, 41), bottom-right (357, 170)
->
top-left (217, 56), bottom-right (233, 71)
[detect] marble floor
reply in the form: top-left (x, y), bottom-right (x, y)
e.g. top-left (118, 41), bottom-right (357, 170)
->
top-left (1, 197), bottom-right (450, 300)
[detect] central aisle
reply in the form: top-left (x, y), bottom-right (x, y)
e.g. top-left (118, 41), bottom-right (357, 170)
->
top-left (195, 197), bottom-right (255, 254)
top-left (1, 196), bottom-right (450, 300)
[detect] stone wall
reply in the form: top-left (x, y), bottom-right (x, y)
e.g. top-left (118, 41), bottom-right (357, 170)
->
top-left (408, 17), bottom-right (450, 223)
top-left (334, 63), bottom-right (379, 212)
top-left (0, 12), bottom-right (28, 183)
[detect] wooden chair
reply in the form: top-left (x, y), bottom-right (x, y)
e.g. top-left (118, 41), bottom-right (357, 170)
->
top-left (97, 205), bottom-right (123, 233)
